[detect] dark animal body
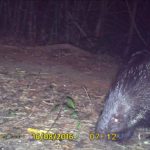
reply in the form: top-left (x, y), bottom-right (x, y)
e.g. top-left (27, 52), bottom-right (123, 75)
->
top-left (96, 52), bottom-right (150, 141)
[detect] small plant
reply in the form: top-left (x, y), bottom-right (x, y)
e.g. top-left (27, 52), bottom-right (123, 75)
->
top-left (50, 96), bottom-right (81, 140)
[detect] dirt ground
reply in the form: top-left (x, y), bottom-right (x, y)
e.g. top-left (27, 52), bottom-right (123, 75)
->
top-left (0, 44), bottom-right (149, 150)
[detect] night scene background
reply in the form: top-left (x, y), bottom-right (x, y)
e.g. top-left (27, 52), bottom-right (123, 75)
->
top-left (0, 0), bottom-right (149, 150)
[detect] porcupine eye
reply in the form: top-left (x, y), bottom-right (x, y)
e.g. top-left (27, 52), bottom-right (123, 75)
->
top-left (110, 114), bottom-right (124, 128)
top-left (113, 117), bottom-right (119, 123)
top-left (111, 115), bottom-right (120, 123)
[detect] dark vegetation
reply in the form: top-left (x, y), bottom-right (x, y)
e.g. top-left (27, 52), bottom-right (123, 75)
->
top-left (0, 0), bottom-right (149, 57)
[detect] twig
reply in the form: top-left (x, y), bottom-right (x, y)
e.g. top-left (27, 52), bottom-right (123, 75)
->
top-left (83, 86), bottom-right (92, 104)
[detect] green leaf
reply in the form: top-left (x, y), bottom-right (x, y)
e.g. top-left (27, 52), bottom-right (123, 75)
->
top-left (66, 96), bottom-right (76, 109)
top-left (71, 111), bottom-right (78, 119)
top-left (8, 109), bottom-right (18, 116)
top-left (76, 121), bottom-right (81, 130)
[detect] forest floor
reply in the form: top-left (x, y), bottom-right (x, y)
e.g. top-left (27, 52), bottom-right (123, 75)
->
top-left (0, 44), bottom-right (149, 150)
